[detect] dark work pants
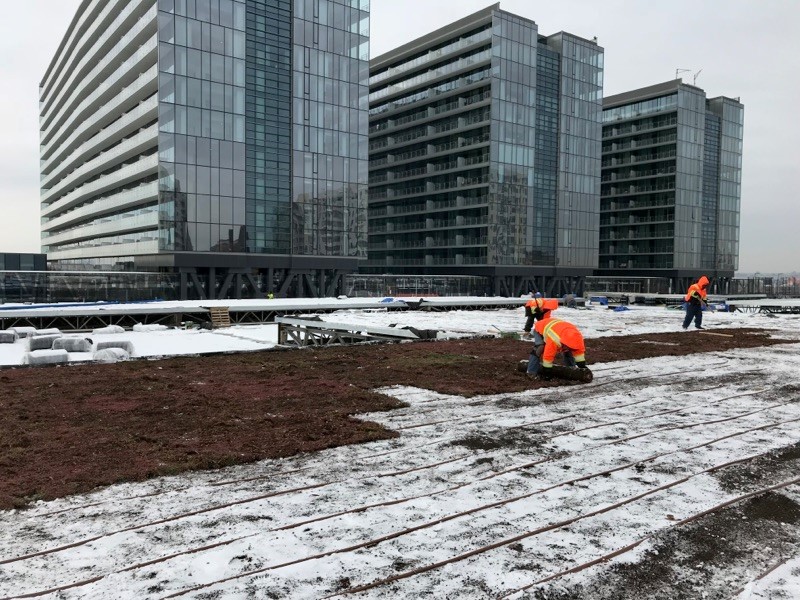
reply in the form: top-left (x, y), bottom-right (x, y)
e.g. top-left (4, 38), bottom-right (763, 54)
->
top-left (683, 303), bottom-right (703, 329)
top-left (524, 314), bottom-right (534, 333)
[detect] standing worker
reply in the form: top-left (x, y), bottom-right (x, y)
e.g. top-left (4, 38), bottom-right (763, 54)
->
top-left (683, 275), bottom-right (709, 330)
top-left (522, 292), bottom-right (547, 338)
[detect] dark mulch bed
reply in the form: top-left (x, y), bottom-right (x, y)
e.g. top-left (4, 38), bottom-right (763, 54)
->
top-left (0, 327), bottom-right (788, 509)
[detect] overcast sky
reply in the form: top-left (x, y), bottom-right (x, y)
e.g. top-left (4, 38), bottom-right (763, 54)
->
top-left (1, 0), bottom-right (797, 273)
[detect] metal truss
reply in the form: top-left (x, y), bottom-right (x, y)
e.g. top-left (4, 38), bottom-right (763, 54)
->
top-left (275, 317), bottom-right (421, 347)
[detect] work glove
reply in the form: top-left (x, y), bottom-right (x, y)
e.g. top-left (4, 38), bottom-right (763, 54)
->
top-left (576, 360), bottom-right (587, 369)
top-left (538, 366), bottom-right (553, 380)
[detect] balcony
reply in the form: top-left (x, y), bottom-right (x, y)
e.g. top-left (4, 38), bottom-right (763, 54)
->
top-left (42, 154), bottom-right (159, 218)
top-left (42, 64), bottom-right (159, 165)
top-left (42, 40), bottom-right (159, 159)
top-left (44, 181), bottom-right (159, 232)
top-left (42, 124), bottom-right (159, 204)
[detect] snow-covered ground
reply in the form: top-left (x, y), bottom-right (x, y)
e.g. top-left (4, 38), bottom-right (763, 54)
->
top-left (0, 299), bottom-right (772, 367)
top-left (1, 302), bottom-right (800, 599)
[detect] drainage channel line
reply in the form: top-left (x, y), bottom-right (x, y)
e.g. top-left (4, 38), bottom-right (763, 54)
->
top-left (13, 409), bottom-right (798, 600)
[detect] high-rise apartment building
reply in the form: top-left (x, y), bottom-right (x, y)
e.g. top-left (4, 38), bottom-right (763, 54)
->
top-left (365, 4), bottom-right (603, 296)
top-left (39, 0), bottom-right (370, 298)
top-left (600, 80), bottom-right (744, 288)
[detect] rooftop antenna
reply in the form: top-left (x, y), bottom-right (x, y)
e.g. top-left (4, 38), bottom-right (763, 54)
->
top-left (693, 68), bottom-right (703, 85)
top-left (675, 68), bottom-right (691, 80)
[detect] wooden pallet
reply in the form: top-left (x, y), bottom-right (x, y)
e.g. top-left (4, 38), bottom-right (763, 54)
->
top-left (208, 307), bottom-right (231, 328)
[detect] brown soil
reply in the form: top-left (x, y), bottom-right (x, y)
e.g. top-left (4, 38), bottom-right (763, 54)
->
top-left (0, 327), bottom-right (788, 510)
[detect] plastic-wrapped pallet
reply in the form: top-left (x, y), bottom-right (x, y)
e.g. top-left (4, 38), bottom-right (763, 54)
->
top-left (27, 334), bottom-right (63, 351)
top-left (0, 330), bottom-right (18, 344)
top-left (93, 348), bottom-right (131, 363)
top-left (52, 337), bottom-right (94, 353)
top-left (92, 325), bottom-right (126, 335)
top-left (34, 328), bottom-right (62, 336)
top-left (95, 340), bottom-right (135, 355)
top-left (23, 349), bottom-right (69, 366)
top-left (8, 326), bottom-right (36, 338)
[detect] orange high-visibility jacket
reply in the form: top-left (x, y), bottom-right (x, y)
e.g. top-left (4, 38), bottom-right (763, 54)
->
top-left (525, 297), bottom-right (545, 311)
top-left (685, 275), bottom-right (709, 304)
top-left (534, 317), bottom-right (586, 368)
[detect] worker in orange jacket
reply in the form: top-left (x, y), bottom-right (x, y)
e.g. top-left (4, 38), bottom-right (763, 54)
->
top-left (527, 312), bottom-right (587, 379)
top-left (522, 292), bottom-right (547, 337)
top-left (683, 275), bottom-right (710, 330)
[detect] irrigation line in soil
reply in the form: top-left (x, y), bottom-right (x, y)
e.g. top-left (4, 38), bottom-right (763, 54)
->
top-left (2, 385), bottom-right (782, 569)
top-left (29, 368), bottom-right (734, 518)
top-left (387, 366), bottom-right (734, 432)
top-left (7, 412), bottom-right (800, 599)
top-left (547, 388), bottom-right (771, 439)
top-left (331, 476), bottom-right (800, 598)
top-left (729, 554), bottom-right (799, 598)
top-left (497, 477), bottom-right (800, 599)
top-left (35, 362), bottom-right (736, 522)
top-left (107, 419), bottom-right (800, 596)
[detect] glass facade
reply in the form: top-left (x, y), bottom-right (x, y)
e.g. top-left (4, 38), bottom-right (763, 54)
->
top-left (41, 0), bottom-right (160, 270)
top-left (157, 0), bottom-right (248, 253)
top-left (548, 33), bottom-right (603, 269)
top-left (42, 0), bottom-right (369, 273)
top-left (710, 97), bottom-right (743, 272)
top-left (531, 44), bottom-right (559, 264)
top-left (601, 91), bottom-right (679, 270)
top-left (701, 112), bottom-right (720, 270)
top-left (367, 20), bottom-right (494, 269)
top-left (291, 0), bottom-right (370, 258)
top-left (674, 86), bottom-right (706, 270)
top-left (246, 0), bottom-right (292, 253)
top-left (600, 81), bottom-right (743, 277)
top-left (488, 12), bottom-right (537, 266)
top-left (366, 7), bottom-right (603, 275)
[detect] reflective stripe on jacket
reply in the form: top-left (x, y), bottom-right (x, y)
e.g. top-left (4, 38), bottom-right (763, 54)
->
top-left (534, 317), bottom-right (586, 368)
top-left (525, 298), bottom-right (545, 310)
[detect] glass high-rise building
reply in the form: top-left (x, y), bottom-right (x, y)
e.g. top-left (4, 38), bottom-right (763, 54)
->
top-left (365, 4), bottom-right (603, 296)
top-left (39, 0), bottom-right (369, 298)
top-left (600, 80), bottom-right (744, 289)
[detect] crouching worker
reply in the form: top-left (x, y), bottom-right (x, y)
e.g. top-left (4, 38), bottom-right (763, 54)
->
top-left (526, 315), bottom-right (589, 381)
top-left (523, 292), bottom-right (551, 338)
